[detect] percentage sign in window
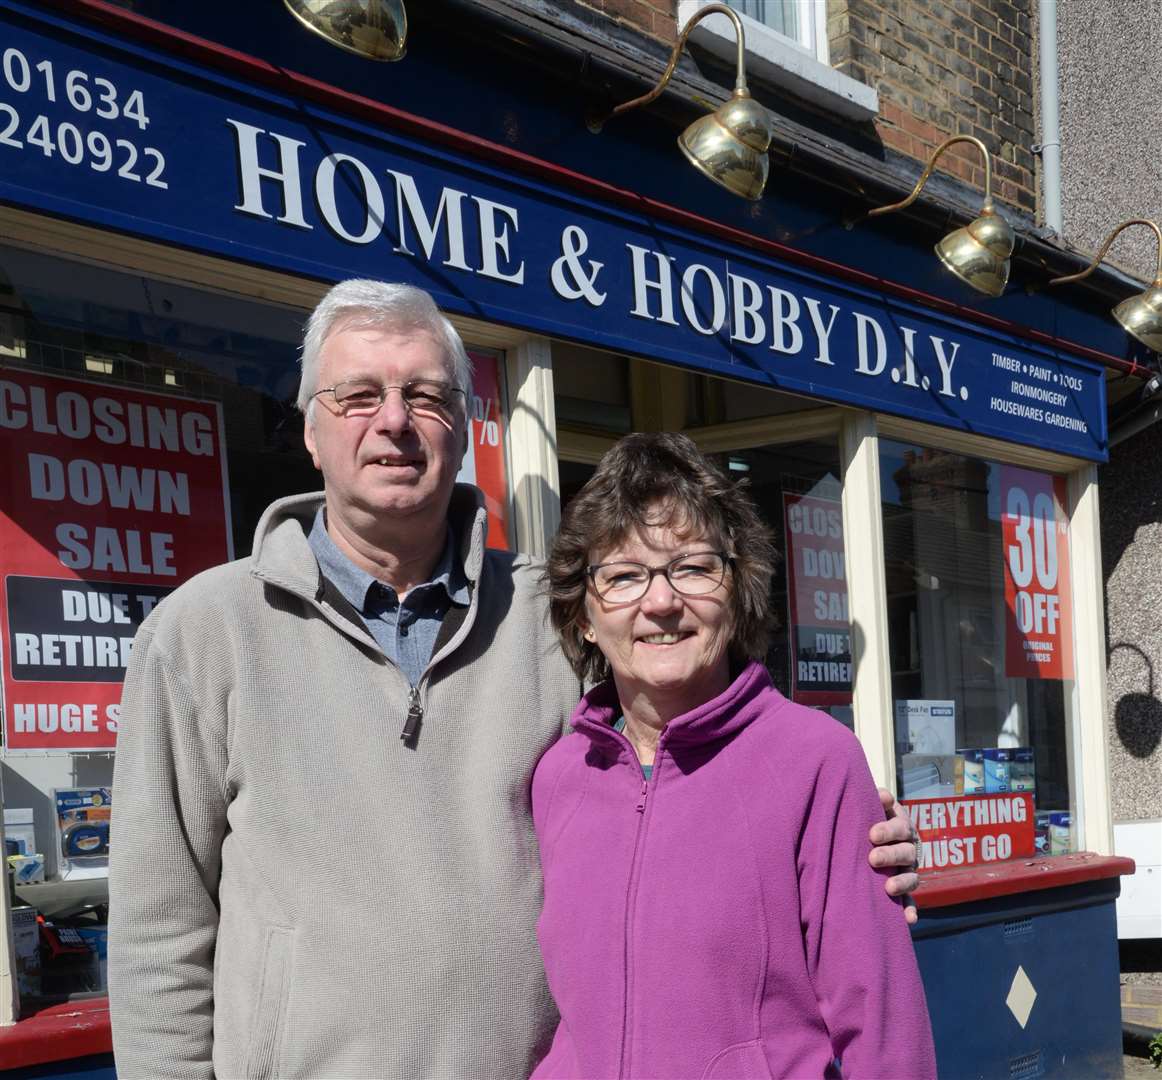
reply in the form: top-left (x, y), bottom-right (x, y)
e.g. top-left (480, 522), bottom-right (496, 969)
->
top-left (472, 395), bottom-right (499, 446)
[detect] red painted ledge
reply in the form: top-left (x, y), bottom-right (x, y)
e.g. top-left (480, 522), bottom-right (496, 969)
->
top-left (0, 996), bottom-right (111, 1070)
top-left (914, 851), bottom-right (1136, 910)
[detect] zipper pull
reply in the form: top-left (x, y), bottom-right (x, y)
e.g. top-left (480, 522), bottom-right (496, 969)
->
top-left (401, 687), bottom-right (423, 744)
top-left (635, 779), bottom-right (648, 813)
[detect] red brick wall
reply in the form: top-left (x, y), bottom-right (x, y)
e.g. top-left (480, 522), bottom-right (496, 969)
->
top-left (578, 0), bottom-right (679, 44)
top-left (829, 0), bottom-right (1036, 212)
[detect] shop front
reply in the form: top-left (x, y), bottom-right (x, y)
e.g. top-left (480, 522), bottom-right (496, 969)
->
top-left (0, 1), bottom-right (1137, 1075)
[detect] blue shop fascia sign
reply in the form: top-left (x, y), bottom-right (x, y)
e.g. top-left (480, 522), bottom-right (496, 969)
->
top-left (0, 2), bottom-right (1107, 460)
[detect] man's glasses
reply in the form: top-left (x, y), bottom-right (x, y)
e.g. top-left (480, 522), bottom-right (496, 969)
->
top-left (586, 551), bottom-right (732, 603)
top-left (313, 379), bottom-right (466, 417)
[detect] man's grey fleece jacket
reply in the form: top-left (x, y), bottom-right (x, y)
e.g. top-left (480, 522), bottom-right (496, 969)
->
top-left (108, 486), bottom-right (580, 1079)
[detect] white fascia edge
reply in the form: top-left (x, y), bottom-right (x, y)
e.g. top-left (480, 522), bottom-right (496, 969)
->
top-left (676, 1), bottom-right (879, 123)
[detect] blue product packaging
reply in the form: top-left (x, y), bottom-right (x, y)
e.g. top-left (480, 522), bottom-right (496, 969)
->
top-left (1049, 811), bottom-right (1072, 855)
top-left (983, 748), bottom-right (1011, 793)
top-left (1034, 811), bottom-right (1052, 855)
top-left (1010, 747), bottom-right (1035, 793)
top-left (958, 748), bottom-right (985, 793)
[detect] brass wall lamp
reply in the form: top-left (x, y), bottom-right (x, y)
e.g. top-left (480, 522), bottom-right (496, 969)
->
top-left (1048, 219), bottom-right (1162, 353)
top-left (867, 135), bottom-right (1014, 298)
top-left (589, 3), bottom-right (774, 201)
top-left (283, 0), bottom-right (407, 61)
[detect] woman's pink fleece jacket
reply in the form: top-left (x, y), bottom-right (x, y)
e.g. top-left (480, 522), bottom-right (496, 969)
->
top-left (531, 660), bottom-right (937, 1079)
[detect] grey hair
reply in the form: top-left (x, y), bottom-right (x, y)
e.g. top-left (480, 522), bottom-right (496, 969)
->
top-left (298, 280), bottom-right (473, 418)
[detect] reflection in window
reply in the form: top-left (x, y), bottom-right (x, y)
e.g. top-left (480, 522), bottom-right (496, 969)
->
top-left (881, 440), bottom-right (1075, 870)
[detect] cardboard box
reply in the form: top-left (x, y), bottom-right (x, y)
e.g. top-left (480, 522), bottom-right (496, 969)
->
top-left (1009, 747), bottom-right (1036, 793)
top-left (11, 905), bottom-right (40, 997)
top-left (983, 748), bottom-right (1011, 793)
top-left (7, 853), bottom-right (45, 884)
top-left (901, 754), bottom-right (964, 798)
top-left (3, 808), bottom-right (35, 858)
top-left (958, 748), bottom-right (985, 794)
top-left (1049, 811), bottom-right (1072, 855)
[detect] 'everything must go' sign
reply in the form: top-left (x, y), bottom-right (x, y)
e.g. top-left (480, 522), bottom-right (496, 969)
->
top-left (903, 793), bottom-right (1036, 870)
top-left (0, 370), bottom-right (232, 751)
top-left (0, 1), bottom-right (1107, 460)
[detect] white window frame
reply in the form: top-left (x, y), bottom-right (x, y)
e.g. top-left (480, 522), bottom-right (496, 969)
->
top-left (677, 0), bottom-right (879, 122)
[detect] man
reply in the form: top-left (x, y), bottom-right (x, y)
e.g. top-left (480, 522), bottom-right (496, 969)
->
top-left (109, 280), bottom-right (920, 1079)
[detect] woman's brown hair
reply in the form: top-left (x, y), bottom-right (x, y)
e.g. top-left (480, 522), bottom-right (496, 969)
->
top-left (546, 432), bottom-right (777, 684)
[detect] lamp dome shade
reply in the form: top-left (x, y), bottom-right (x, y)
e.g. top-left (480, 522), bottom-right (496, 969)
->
top-left (283, 0), bottom-right (407, 61)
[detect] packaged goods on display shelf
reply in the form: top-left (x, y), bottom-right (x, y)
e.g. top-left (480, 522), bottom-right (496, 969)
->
top-left (1049, 812), bottom-right (1073, 855)
top-left (1010, 747), bottom-right (1036, 793)
top-left (7, 852), bottom-right (45, 884)
top-left (983, 748), bottom-right (1011, 793)
top-left (54, 787), bottom-right (111, 880)
top-left (3, 807), bottom-right (36, 857)
top-left (901, 754), bottom-right (964, 798)
top-left (1034, 811), bottom-right (1052, 854)
top-left (958, 748), bottom-right (985, 793)
top-left (11, 905), bottom-right (41, 996)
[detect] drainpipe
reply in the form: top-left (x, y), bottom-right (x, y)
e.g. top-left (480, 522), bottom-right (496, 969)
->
top-left (1037, 0), bottom-right (1062, 236)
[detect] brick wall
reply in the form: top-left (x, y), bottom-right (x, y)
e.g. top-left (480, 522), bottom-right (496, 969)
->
top-left (828, 0), bottom-right (1036, 213)
top-left (573, 0), bottom-right (1038, 216)
top-left (578, 0), bottom-right (678, 44)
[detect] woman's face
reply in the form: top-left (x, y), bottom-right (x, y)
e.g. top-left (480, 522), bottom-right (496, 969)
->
top-left (582, 517), bottom-right (734, 718)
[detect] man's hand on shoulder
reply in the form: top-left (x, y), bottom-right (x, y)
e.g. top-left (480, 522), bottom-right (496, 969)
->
top-left (868, 787), bottom-right (920, 925)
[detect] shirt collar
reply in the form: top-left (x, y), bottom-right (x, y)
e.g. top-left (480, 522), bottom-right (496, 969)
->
top-left (307, 509), bottom-right (470, 612)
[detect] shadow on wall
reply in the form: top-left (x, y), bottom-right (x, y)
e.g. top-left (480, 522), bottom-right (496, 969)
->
top-left (1109, 643), bottom-right (1162, 759)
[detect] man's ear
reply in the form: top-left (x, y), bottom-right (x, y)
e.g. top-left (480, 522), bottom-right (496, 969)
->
top-left (303, 415), bottom-right (322, 471)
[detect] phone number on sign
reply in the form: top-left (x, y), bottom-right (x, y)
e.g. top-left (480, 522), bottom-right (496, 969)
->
top-left (0, 46), bottom-right (167, 188)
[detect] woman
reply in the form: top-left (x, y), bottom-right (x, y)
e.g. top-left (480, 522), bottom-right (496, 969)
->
top-left (532, 433), bottom-right (936, 1079)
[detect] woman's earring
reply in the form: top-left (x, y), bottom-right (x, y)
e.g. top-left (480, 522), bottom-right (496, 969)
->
top-left (583, 627), bottom-right (596, 643)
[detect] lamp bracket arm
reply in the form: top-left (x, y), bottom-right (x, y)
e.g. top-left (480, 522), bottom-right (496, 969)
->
top-left (607, 3), bottom-right (747, 124)
top-left (867, 134), bottom-right (993, 219)
top-left (1049, 218), bottom-right (1162, 288)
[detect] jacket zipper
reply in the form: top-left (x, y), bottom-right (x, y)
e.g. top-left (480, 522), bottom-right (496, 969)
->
top-left (400, 685), bottom-right (423, 742)
top-left (618, 737), bottom-right (663, 1079)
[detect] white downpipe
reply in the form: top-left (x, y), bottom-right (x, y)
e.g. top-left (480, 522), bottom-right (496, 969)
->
top-left (1038, 0), bottom-right (1062, 235)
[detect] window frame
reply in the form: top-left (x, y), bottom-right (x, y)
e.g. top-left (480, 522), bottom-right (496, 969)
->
top-left (676, 0), bottom-right (879, 122)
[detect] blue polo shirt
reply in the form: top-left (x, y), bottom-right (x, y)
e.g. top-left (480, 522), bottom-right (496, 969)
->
top-left (307, 509), bottom-right (470, 688)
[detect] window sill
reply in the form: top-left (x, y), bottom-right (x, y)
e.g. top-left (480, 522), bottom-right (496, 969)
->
top-left (676, 1), bottom-right (879, 123)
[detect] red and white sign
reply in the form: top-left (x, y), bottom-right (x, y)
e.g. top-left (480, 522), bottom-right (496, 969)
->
top-left (903, 793), bottom-right (1035, 871)
top-left (783, 492), bottom-right (851, 706)
top-left (0, 370), bottom-right (232, 751)
top-left (1000, 466), bottom-right (1073, 680)
top-left (460, 352), bottom-right (509, 550)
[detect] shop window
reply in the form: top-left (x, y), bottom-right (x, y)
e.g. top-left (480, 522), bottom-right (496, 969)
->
top-left (717, 439), bottom-right (852, 729)
top-left (552, 342), bottom-right (632, 433)
top-left (0, 244), bottom-right (309, 1004)
top-left (880, 440), bottom-right (1076, 872)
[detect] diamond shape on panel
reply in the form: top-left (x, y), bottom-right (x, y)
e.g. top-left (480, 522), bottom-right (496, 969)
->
top-left (1006, 965), bottom-right (1037, 1029)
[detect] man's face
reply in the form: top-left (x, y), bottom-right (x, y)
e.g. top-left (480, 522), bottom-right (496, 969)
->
top-left (304, 324), bottom-right (467, 532)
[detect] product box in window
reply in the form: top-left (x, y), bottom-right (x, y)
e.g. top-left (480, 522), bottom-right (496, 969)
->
top-left (1034, 811), bottom-right (1052, 855)
top-left (1009, 747), bottom-right (1036, 793)
top-left (53, 787), bottom-right (111, 880)
top-left (1049, 811), bottom-right (1072, 855)
top-left (900, 754), bottom-right (964, 798)
top-left (983, 748), bottom-right (1011, 792)
top-left (958, 748), bottom-right (985, 793)
top-left (3, 807), bottom-right (36, 857)
top-left (7, 852), bottom-right (45, 884)
top-left (11, 905), bottom-right (41, 996)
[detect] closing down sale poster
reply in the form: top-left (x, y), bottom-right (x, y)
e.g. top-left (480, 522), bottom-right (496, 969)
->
top-left (0, 370), bottom-right (232, 751)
